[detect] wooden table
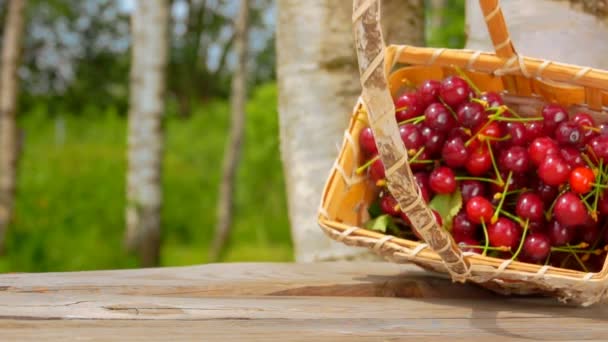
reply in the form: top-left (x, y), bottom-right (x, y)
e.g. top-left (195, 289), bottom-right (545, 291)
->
top-left (0, 262), bottom-right (606, 341)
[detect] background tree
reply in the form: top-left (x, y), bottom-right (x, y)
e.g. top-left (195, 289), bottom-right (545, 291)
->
top-left (125, 0), bottom-right (170, 266)
top-left (0, 0), bottom-right (27, 252)
top-left (277, 0), bottom-right (425, 262)
top-left (465, 0), bottom-right (608, 69)
top-left (210, 0), bottom-right (250, 261)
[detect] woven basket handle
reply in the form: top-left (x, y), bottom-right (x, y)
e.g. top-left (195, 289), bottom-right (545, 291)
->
top-left (352, 0), bottom-right (471, 282)
top-left (478, 0), bottom-right (516, 58)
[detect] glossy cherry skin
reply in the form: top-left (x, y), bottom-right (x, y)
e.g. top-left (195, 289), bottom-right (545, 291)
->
top-left (465, 196), bottom-right (494, 224)
top-left (523, 233), bottom-right (551, 262)
top-left (442, 136), bottom-right (468, 168)
top-left (589, 135), bottom-right (608, 164)
top-left (465, 146), bottom-right (492, 176)
top-left (369, 158), bottom-right (385, 183)
top-left (424, 103), bottom-right (456, 133)
top-left (537, 154), bottom-right (571, 186)
top-left (380, 195), bottom-right (400, 216)
top-left (553, 192), bottom-right (588, 228)
top-left (420, 125), bottom-right (445, 157)
top-left (555, 121), bottom-right (583, 147)
top-left (572, 112), bottom-right (596, 143)
top-left (541, 103), bottom-right (569, 136)
top-left (500, 146), bottom-right (530, 174)
top-left (395, 92), bottom-right (424, 122)
top-left (528, 137), bottom-right (559, 166)
top-left (569, 166), bottom-right (595, 194)
top-left (359, 127), bottom-right (377, 156)
top-left (399, 124), bottom-right (424, 151)
top-left (547, 219), bottom-right (575, 246)
top-left (439, 76), bottom-right (471, 108)
top-left (515, 192), bottom-right (545, 222)
top-left (559, 147), bottom-right (585, 168)
top-left (429, 166), bottom-right (457, 194)
top-left (487, 217), bottom-right (521, 250)
top-left (417, 80), bottom-right (441, 108)
top-left (460, 180), bottom-right (487, 204)
top-left (457, 101), bottom-right (486, 129)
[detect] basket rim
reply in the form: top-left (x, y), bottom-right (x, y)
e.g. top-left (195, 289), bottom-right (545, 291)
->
top-left (318, 86), bottom-right (608, 284)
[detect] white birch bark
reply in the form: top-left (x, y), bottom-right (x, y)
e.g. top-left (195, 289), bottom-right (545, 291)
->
top-left (466, 0), bottom-right (608, 69)
top-left (277, 0), bottom-right (424, 262)
top-left (210, 0), bottom-right (250, 261)
top-left (125, 0), bottom-right (169, 267)
top-left (0, 0), bottom-right (27, 252)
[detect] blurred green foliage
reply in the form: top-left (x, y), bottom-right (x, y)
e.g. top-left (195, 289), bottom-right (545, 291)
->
top-left (0, 83), bottom-right (292, 272)
top-left (426, 0), bottom-right (466, 49)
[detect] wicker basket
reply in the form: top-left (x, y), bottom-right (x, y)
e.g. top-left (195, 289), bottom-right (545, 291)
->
top-left (318, 0), bottom-right (608, 306)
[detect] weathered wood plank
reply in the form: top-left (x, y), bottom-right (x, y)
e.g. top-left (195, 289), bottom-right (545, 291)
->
top-left (0, 262), bottom-right (493, 299)
top-left (0, 262), bottom-right (606, 341)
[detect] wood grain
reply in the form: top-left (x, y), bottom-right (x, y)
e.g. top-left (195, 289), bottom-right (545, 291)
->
top-left (0, 262), bottom-right (606, 341)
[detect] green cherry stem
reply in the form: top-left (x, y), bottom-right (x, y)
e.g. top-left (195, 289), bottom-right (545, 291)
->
top-left (511, 219), bottom-right (530, 261)
top-left (592, 159), bottom-right (603, 221)
top-left (481, 218), bottom-right (490, 256)
top-left (454, 176), bottom-right (502, 185)
top-left (465, 119), bottom-right (494, 146)
top-left (581, 152), bottom-right (596, 169)
top-left (462, 245), bottom-right (510, 252)
top-left (408, 147), bottom-right (426, 164)
top-left (487, 114), bottom-right (543, 122)
top-left (356, 155), bottom-right (379, 175)
top-left (566, 244), bottom-right (589, 272)
top-left (498, 209), bottom-right (525, 227)
top-left (438, 97), bottom-right (458, 121)
top-left (454, 66), bottom-right (482, 95)
top-left (491, 171), bottom-right (513, 224)
top-left (486, 139), bottom-right (504, 186)
top-left (398, 115), bottom-right (425, 126)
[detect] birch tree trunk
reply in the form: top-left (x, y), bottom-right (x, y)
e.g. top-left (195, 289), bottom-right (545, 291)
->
top-left (209, 0), bottom-right (250, 262)
top-left (466, 0), bottom-right (608, 69)
top-left (0, 0), bottom-right (27, 253)
top-left (125, 0), bottom-right (169, 267)
top-left (277, 0), bottom-right (425, 262)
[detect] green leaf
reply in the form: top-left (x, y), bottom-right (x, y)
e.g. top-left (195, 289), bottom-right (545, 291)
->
top-left (367, 199), bottom-right (383, 218)
top-left (428, 188), bottom-right (462, 231)
top-left (364, 214), bottom-right (399, 233)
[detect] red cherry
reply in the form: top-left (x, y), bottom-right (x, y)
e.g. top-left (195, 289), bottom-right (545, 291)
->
top-left (452, 211), bottom-right (478, 239)
top-left (399, 124), bottom-right (424, 151)
top-left (478, 92), bottom-right (504, 108)
top-left (380, 195), bottom-right (400, 216)
top-left (369, 158), bottom-right (385, 183)
top-left (589, 135), bottom-right (608, 164)
top-left (439, 76), bottom-right (471, 108)
top-left (572, 112), bottom-right (596, 143)
top-left (547, 219), bottom-right (575, 246)
top-left (524, 122), bottom-right (544, 143)
top-left (424, 102), bottom-right (456, 133)
top-left (598, 190), bottom-right (608, 215)
top-left (442, 136), bottom-right (468, 168)
top-left (487, 217), bottom-right (521, 250)
top-left (537, 154), bottom-right (571, 186)
top-left (359, 127), bottom-right (377, 156)
top-left (503, 122), bottom-right (527, 146)
top-left (465, 196), bottom-right (493, 224)
top-left (395, 92), bottom-right (424, 122)
top-left (429, 166), bottom-right (457, 194)
top-left (559, 147), bottom-right (585, 168)
top-left (420, 125), bottom-right (445, 156)
top-left (499, 146), bottom-right (530, 174)
top-left (555, 121), bottom-right (583, 147)
top-left (569, 166), bottom-right (595, 194)
top-left (456, 101), bottom-right (486, 129)
top-left (413, 172), bottom-right (432, 203)
top-left (515, 192), bottom-right (544, 222)
top-left (460, 180), bottom-right (487, 204)
top-left (523, 233), bottom-right (551, 262)
top-left (553, 192), bottom-right (588, 228)
top-left (530, 178), bottom-right (559, 207)
top-left (465, 145), bottom-right (492, 176)
top-left (528, 137), bottom-right (559, 166)
top-left (417, 80), bottom-right (440, 108)
top-left (541, 103), bottom-right (568, 136)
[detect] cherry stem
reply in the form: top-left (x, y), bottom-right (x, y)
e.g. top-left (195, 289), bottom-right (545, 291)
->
top-left (498, 209), bottom-right (525, 227)
top-left (438, 97), bottom-right (458, 121)
top-left (480, 134), bottom-right (511, 142)
top-left (592, 160), bottom-right (603, 221)
top-left (465, 119), bottom-right (494, 146)
top-left (486, 139), bottom-right (504, 186)
top-left (398, 115), bottom-right (425, 126)
top-left (544, 251), bottom-right (552, 266)
top-left (454, 176), bottom-right (501, 185)
top-left (581, 152), bottom-right (596, 169)
top-left (395, 105), bottom-right (409, 112)
top-left (591, 183), bottom-right (608, 189)
top-left (505, 106), bottom-right (522, 119)
top-left (511, 219), bottom-right (529, 261)
top-left (471, 98), bottom-right (488, 108)
top-left (356, 155), bottom-right (379, 175)
top-left (491, 171), bottom-right (513, 224)
top-left (566, 244), bottom-right (589, 272)
top-left (487, 115), bottom-right (543, 122)
top-left (408, 147), bottom-right (426, 164)
top-left (545, 189), bottom-right (569, 221)
top-left (481, 218), bottom-right (490, 256)
top-left (410, 160), bottom-right (435, 164)
top-left (454, 66), bottom-right (481, 95)
top-left (583, 125), bottom-right (601, 133)
top-left (462, 245), bottom-right (510, 252)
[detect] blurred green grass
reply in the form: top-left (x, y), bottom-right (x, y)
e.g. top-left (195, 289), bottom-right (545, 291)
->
top-left (0, 83), bottom-right (292, 272)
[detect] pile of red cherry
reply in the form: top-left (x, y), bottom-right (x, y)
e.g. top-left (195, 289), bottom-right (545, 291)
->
top-left (358, 75), bottom-right (608, 272)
